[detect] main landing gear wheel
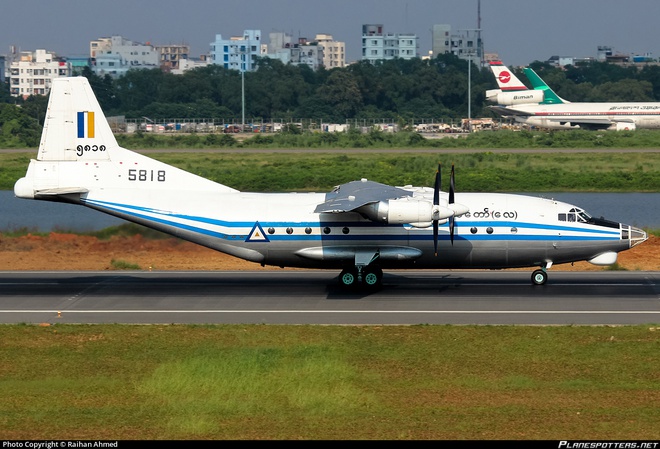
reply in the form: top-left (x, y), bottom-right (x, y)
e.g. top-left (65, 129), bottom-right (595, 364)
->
top-left (531, 269), bottom-right (548, 286)
top-left (339, 268), bottom-right (359, 288)
top-left (363, 267), bottom-right (383, 288)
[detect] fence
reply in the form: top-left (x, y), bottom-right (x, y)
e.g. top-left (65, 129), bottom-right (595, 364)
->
top-left (107, 116), bottom-right (514, 134)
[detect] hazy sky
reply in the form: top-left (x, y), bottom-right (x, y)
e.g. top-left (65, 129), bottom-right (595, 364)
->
top-left (2, 0), bottom-right (659, 66)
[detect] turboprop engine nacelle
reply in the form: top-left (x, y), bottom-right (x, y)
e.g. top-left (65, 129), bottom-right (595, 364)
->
top-left (486, 89), bottom-right (545, 105)
top-left (358, 198), bottom-right (453, 227)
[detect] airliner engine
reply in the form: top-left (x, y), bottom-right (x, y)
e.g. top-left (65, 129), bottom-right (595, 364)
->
top-left (486, 89), bottom-right (544, 106)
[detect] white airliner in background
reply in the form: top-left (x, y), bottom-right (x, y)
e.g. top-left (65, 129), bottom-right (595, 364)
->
top-left (488, 62), bottom-right (660, 130)
top-left (13, 77), bottom-right (647, 289)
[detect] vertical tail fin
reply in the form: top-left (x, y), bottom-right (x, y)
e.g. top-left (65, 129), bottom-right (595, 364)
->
top-left (37, 77), bottom-right (118, 162)
top-left (522, 68), bottom-right (569, 104)
top-left (15, 76), bottom-right (238, 200)
top-left (489, 61), bottom-right (528, 91)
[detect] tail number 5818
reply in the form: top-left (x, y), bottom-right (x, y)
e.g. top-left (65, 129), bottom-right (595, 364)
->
top-left (128, 169), bottom-right (166, 182)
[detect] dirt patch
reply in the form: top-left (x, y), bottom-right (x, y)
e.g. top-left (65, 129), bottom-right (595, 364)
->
top-left (0, 233), bottom-right (658, 272)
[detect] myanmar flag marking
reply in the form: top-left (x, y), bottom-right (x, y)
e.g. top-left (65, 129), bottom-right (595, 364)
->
top-left (77, 111), bottom-right (95, 138)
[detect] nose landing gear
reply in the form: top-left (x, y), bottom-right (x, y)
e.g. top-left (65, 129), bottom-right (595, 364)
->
top-left (531, 262), bottom-right (552, 285)
top-left (531, 269), bottom-right (548, 285)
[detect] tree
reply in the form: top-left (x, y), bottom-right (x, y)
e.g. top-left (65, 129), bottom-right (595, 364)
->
top-left (0, 80), bottom-right (12, 104)
top-left (593, 79), bottom-right (654, 102)
top-left (20, 94), bottom-right (49, 126)
top-left (316, 70), bottom-right (363, 120)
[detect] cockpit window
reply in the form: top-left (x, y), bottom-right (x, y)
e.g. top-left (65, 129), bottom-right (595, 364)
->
top-left (558, 208), bottom-right (592, 223)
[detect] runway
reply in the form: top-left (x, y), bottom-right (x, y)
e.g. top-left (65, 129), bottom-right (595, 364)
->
top-left (1, 270), bottom-right (659, 325)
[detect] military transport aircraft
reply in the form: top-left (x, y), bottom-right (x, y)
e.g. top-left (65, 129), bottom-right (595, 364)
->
top-left (13, 77), bottom-right (648, 289)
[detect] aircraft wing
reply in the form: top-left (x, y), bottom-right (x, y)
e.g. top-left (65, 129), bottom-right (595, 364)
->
top-left (488, 105), bottom-right (533, 117)
top-left (546, 118), bottom-right (613, 125)
top-left (542, 117), bottom-right (620, 130)
top-left (314, 180), bottom-right (412, 213)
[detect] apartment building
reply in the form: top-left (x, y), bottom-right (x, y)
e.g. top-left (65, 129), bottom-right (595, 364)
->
top-left (210, 30), bottom-right (262, 72)
top-left (315, 34), bottom-right (346, 68)
top-left (157, 44), bottom-right (190, 71)
top-left (361, 24), bottom-right (419, 63)
top-left (90, 36), bottom-right (159, 78)
top-left (8, 49), bottom-right (71, 98)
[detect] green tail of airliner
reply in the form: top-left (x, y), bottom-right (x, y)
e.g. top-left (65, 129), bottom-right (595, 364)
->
top-left (522, 68), bottom-right (568, 104)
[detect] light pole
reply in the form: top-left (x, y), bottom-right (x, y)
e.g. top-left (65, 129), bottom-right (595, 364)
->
top-left (241, 59), bottom-right (245, 132)
top-left (467, 53), bottom-right (471, 133)
top-left (238, 46), bottom-right (246, 132)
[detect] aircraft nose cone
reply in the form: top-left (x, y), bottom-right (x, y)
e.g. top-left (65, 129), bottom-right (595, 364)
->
top-left (627, 225), bottom-right (647, 248)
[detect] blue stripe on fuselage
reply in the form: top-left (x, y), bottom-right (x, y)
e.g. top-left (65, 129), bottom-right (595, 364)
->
top-left (82, 198), bottom-right (621, 242)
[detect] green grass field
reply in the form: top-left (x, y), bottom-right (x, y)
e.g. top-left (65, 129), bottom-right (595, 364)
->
top-left (2, 150), bottom-right (660, 192)
top-left (1, 324), bottom-right (659, 440)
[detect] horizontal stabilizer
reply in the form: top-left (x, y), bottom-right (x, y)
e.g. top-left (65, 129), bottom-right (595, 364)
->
top-left (35, 187), bottom-right (90, 195)
top-left (488, 105), bottom-right (534, 117)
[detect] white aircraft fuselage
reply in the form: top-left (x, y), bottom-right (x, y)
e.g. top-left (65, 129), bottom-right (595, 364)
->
top-left (497, 102), bottom-right (660, 130)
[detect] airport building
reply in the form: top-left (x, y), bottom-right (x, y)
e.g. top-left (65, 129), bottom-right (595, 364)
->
top-left (361, 24), bottom-right (419, 63)
top-left (7, 49), bottom-right (71, 98)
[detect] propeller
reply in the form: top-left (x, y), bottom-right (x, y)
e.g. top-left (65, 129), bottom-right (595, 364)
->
top-left (433, 164), bottom-right (441, 255)
top-left (433, 163), bottom-right (467, 255)
top-left (449, 164), bottom-right (456, 245)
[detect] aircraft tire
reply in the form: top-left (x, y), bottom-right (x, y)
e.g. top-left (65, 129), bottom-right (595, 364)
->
top-left (363, 267), bottom-right (383, 288)
top-left (531, 269), bottom-right (548, 286)
top-left (339, 268), bottom-right (359, 288)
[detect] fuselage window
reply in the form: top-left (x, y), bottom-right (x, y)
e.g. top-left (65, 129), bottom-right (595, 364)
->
top-left (510, 227), bottom-right (518, 234)
top-left (286, 227), bottom-right (293, 234)
top-left (323, 227), bottom-right (331, 234)
top-left (577, 211), bottom-right (591, 222)
top-left (342, 227), bottom-right (350, 234)
top-left (268, 227), bottom-right (275, 234)
top-left (470, 227), bottom-right (477, 234)
top-left (305, 227), bottom-right (312, 234)
top-left (486, 227), bottom-right (493, 234)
